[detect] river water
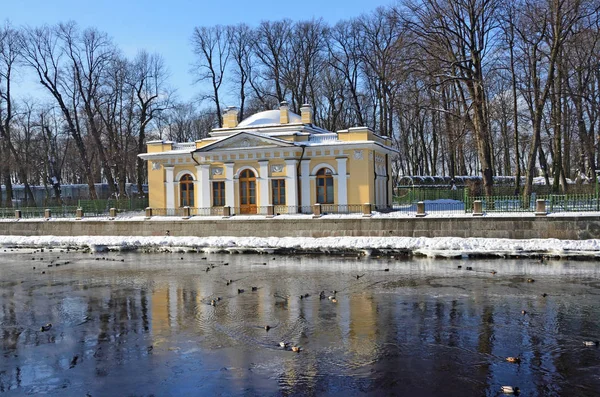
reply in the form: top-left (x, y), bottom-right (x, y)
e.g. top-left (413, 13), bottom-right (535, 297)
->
top-left (0, 250), bottom-right (599, 396)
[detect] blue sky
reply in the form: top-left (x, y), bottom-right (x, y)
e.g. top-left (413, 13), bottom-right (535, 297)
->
top-left (5, 0), bottom-right (394, 103)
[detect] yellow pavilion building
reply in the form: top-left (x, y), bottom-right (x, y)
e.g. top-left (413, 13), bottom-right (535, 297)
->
top-left (139, 103), bottom-right (397, 214)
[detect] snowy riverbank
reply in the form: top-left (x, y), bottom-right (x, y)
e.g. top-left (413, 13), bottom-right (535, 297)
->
top-left (2, 235), bottom-right (600, 260)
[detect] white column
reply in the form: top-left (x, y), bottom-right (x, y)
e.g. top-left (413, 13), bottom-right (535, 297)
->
top-left (285, 159), bottom-right (298, 210)
top-left (258, 160), bottom-right (269, 207)
top-left (336, 157), bottom-right (348, 206)
top-left (196, 164), bottom-right (211, 208)
top-left (164, 165), bottom-right (175, 209)
top-left (300, 159), bottom-right (311, 208)
top-left (224, 163), bottom-right (235, 208)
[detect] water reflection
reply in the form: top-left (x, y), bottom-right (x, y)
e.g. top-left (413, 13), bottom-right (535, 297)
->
top-left (0, 252), bottom-right (599, 396)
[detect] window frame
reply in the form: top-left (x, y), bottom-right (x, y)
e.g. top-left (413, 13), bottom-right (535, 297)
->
top-left (212, 181), bottom-right (225, 207)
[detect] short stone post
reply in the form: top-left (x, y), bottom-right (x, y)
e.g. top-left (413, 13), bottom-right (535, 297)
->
top-left (312, 203), bottom-right (322, 218)
top-left (145, 207), bottom-right (153, 219)
top-left (44, 209), bottom-right (51, 219)
top-left (182, 206), bottom-right (191, 219)
top-left (362, 203), bottom-right (372, 218)
top-left (266, 205), bottom-right (274, 218)
top-left (416, 201), bottom-right (426, 217)
top-left (75, 208), bottom-right (83, 220)
top-left (473, 200), bottom-right (483, 216)
top-left (15, 210), bottom-right (21, 220)
top-left (535, 199), bottom-right (547, 216)
top-left (109, 207), bottom-right (117, 219)
top-left (222, 206), bottom-right (231, 218)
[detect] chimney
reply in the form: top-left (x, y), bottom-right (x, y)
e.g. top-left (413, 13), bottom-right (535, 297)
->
top-left (222, 106), bottom-right (239, 128)
top-left (300, 104), bottom-right (313, 124)
top-left (279, 101), bottom-right (290, 124)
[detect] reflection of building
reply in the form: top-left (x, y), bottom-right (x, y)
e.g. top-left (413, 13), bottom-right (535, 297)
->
top-left (349, 294), bottom-right (378, 356)
top-left (139, 103), bottom-right (397, 213)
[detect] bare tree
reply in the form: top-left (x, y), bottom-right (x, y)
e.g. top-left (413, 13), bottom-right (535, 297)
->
top-left (403, 0), bottom-right (500, 196)
top-left (20, 24), bottom-right (99, 199)
top-left (192, 25), bottom-right (230, 127)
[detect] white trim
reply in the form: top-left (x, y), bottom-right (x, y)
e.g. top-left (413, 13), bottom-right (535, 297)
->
top-left (164, 166), bottom-right (175, 210)
top-left (196, 164), bottom-right (211, 208)
top-left (234, 165), bottom-right (260, 179)
top-left (258, 160), bottom-right (269, 207)
top-left (336, 157), bottom-right (348, 206)
top-left (311, 163), bottom-right (336, 175)
top-left (225, 163), bottom-right (235, 208)
top-left (300, 160), bottom-right (311, 208)
top-left (175, 170), bottom-right (196, 181)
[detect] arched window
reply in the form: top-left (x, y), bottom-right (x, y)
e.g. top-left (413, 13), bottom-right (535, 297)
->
top-left (179, 174), bottom-right (194, 207)
top-left (316, 168), bottom-right (333, 204)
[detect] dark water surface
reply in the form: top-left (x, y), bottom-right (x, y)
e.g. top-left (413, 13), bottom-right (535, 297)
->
top-left (0, 250), bottom-right (599, 396)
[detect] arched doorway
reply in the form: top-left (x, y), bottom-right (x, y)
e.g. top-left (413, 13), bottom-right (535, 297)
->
top-left (239, 169), bottom-right (257, 214)
top-left (316, 168), bottom-right (334, 204)
top-left (179, 174), bottom-right (194, 207)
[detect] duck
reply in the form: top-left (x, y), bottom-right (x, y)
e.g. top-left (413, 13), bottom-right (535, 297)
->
top-left (319, 291), bottom-right (326, 300)
top-left (583, 340), bottom-right (599, 346)
top-left (328, 296), bottom-right (335, 300)
top-left (264, 325), bottom-right (271, 331)
top-left (210, 300), bottom-right (216, 306)
top-left (356, 274), bottom-right (365, 280)
top-left (331, 298), bottom-right (338, 303)
top-left (521, 310), bottom-right (527, 315)
top-left (304, 293), bottom-right (310, 298)
top-left (466, 267), bottom-right (473, 271)
top-left (237, 289), bottom-right (244, 294)
top-left (491, 270), bottom-right (497, 275)
top-left (541, 293), bottom-right (548, 297)
top-left (291, 346), bottom-right (301, 353)
top-left (501, 386), bottom-right (519, 394)
top-left (40, 323), bottom-right (52, 332)
top-left (279, 342), bottom-right (288, 348)
top-left (457, 265), bottom-right (462, 269)
top-left (384, 268), bottom-right (390, 272)
top-left (251, 286), bottom-right (258, 291)
top-left (506, 356), bottom-right (521, 363)
top-left (526, 278), bottom-right (535, 283)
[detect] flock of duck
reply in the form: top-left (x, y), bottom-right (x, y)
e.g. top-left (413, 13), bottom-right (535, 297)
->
top-left (17, 248), bottom-right (599, 394)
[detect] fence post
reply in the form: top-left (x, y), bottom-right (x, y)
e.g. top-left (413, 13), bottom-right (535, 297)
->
top-left (312, 203), bottom-right (322, 218)
top-left (145, 207), bottom-right (153, 219)
top-left (266, 205), bottom-right (274, 218)
top-left (416, 201), bottom-right (426, 217)
top-left (473, 200), bottom-right (483, 216)
top-left (14, 210), bottom-right (21, 220)
top-left (76, 208), bottom-right (83, 220)
top-left (109, 207), bottom-right (117, 219)
top-left (362, 203), bottom-right (372, 217)
top-left (535, 199), bottom-right (547, 216)
top-left (222, 206), bottom-right (231, 218)
top-left (44, 209), bottom-right (51, 220)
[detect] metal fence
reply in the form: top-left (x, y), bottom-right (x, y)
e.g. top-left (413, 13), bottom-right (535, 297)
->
top-left (2, 194), bottom-right (600, 219)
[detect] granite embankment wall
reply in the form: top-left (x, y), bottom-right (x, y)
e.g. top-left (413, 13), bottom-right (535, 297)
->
top-left (2, 216), bottom-right (600, 240)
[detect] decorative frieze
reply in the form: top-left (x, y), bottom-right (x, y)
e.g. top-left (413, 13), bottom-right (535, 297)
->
top-left (271, 164), bottom-right (284, 173)
top-left (353, 150), bottom-right (363, 160)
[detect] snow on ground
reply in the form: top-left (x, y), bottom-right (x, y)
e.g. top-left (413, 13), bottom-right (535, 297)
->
top-left (1, 234), bottom-right (600, 260)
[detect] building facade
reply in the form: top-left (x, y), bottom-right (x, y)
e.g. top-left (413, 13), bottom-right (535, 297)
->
top-left (139, 103), bottom-right (397, 214)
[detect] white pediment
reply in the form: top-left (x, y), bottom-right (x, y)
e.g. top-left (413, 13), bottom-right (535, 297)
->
top-left (196, 132), bottom-right (294, 152)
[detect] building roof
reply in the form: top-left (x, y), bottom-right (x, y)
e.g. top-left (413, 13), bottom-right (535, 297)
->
top-left (238, 110), bottom-right (301, 127)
